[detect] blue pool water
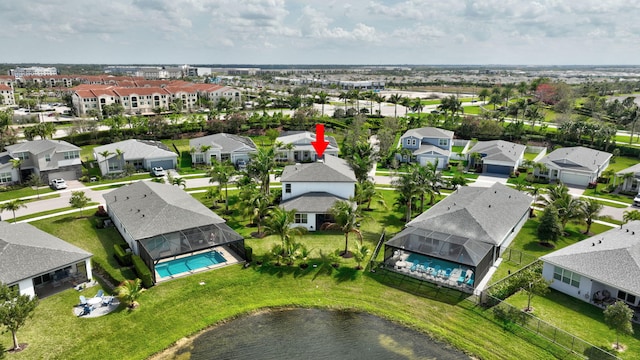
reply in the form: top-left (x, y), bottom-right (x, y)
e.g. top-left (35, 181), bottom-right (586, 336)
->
top-left (156, 251), bottom-right (227, 278)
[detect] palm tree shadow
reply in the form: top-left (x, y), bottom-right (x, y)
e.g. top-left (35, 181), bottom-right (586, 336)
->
top-left (334, 267), bottom-right (360, 283)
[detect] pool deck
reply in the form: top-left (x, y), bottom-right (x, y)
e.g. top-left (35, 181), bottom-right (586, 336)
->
top-left (154, 246), bottom-right (244, 283)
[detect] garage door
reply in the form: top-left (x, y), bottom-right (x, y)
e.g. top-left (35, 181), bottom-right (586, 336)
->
top-left (560, 172), bottom-right (590, 186)
top-left (149, 159), bottom-right (175, 170)
top-left (485, 164), bottom-right (512, 175)
top-left (419, 157), bottom-right (437, 167)
top-left (47, 170), bottom-right (77, 181)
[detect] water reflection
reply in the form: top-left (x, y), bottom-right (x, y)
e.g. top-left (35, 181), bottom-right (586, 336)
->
top-left (186, 308), bottom-right (469, 360)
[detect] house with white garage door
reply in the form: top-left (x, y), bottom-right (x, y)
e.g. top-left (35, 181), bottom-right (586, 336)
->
top-left (467, 140), bottom-right (525, 175)
top-left (534, 146), bottom-right (611, 186)
top-left (398, 127), bottom-right (453, 169)
top-left (94, 139), bottom-right (178, 176)
top-left (189, 133), bottom-right (257, 167)
top-left (6, 139), bottom-right (82, 183)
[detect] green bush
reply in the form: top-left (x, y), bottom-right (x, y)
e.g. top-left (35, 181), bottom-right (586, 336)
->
top-left (131, 255), bottom-right (154, 288)
top-left (113, 243), bottom-right (132, 266)
top-left (487, 262), bottom-right (543, 303)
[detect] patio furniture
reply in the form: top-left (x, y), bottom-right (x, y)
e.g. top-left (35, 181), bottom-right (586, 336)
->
top-left (96, 289), bottom-right (104, 298)
top-left (78, 304), bottom-right (92, 317)
top-left (79, 295), bottom-right (87, 306)
top-left (466, 275), bottom-right (474, 287)
top-left (410, 260), bottom-right (419, 272)
top-left (443, 268), bottom-right (452, 279)
top-left (87, 297), bottom-right (102, 307)
top-left (433, 265), bottom-right (441, 277)
top-left (102, 296), bottom-right (114, 306)
top-left (457, 271), bottom-right (467, 285)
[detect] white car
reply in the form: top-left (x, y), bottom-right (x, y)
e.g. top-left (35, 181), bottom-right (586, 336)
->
top-left (50, 178), bottom-right (68, 190)
top-left (634, 194), bottom-right (640, 207)
top-left (151, 167), bottom-right (167, 177)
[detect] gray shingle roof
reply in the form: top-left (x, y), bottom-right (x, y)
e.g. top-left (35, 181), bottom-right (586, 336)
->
top-left (276, 131), bottom-right (339, 149)
top-left (280, 154), bottom-right (357, 182)
top-left (407, 183), bottom-right (533, 245)
top-left (103, 181), bottom-right (226, 241)
top-left (413, 144), bottom-right (450, 156)
top-left (542, 221), bottom-right (640, 296)
top-left (468, 140), bottom-right (526, 163)
top-left (280, 192), bottom-right (346, 213)
top-left (538, 146), bottom-right (612, 172)
top-left (617, 163), bottom-right (640, 177)
top-left (0, 222), bottom-right (92, 285)
top-left (189, 133), bottom-right (257, 153)
top-left (94, 139), bottom-right (177, 162)
top-left (401, 127), bottom-right (454, 140)
top-left (6, 139), bottom-right (80, 155)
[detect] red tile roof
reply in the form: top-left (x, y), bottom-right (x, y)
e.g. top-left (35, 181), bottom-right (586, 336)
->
top-left (0, 84), bottom-right (12, 91)
top-left (112, 87), bottom-right (171, 96)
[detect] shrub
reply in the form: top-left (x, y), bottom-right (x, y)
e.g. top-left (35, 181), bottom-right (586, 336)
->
top-left (114, 243), bottom-right (132, 266)
top-left (131, 255), bottom-right (154, 288)
top-left (245, 246), bottom-right (253, 262)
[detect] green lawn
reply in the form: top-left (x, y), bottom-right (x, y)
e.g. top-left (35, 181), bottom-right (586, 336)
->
top-left (505, 289), bottom-right (640, 357)
top-left (583, 184), bottom-right (634, 205)
top-left (605, 156), bottom-right (640, 173)
top-left (0, 186), bottom-right (55, 202)
top-left (451, 145), bottom-right (465, 154)
top-left (523, 152), bottom-right (539, 161)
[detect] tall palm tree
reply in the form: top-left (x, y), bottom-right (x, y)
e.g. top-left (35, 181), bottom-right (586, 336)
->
top-left (347, 142), bottom-right (375, 184)
top-left (315, 91), bottom-right (329, 117)
top-left (392, 169), bottom-right (420, 222)
top-left (323, 199), bottom-right (363, 257)
top-left (1, 199), bottom-right (26, 223)
top-left (355, 180), bottom-right (386, 210)
top-left (263, 207), bottom-right (306, 256)
top-left (400, 96), bottom-right (412, 117)
top-left (10, 158), bottom-right (22, 184)
top-left (623, 209), bottom-right (640, 224)
top-left (248, 146), bottom-right (277, 195)
top-left (413, 162), bottom-right (441, 211)
top-left (338, 91), bottom-right (349, 112)
top-left (375, 94), bottom-right (386, 115)
top-left (478, 88), bottom-right (490, 103)
top-left (208, 161), bottom-right (235, 213)
top-left (388, 93), bottom-right (402, 119)
top-left (580, 198), bottom-right (603, 234)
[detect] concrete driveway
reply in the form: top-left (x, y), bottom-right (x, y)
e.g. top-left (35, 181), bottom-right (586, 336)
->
top-left (471, 174), bottom-right (509, 188)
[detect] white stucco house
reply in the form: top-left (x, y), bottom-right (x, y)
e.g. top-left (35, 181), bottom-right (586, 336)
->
top-left (280, 154), bottom-right (356, 231)
top-left (6, 139), bottom-right (83, 182)
top-left (189, 133), bottom-right (257, 166)
top-left (93, 139), bottom-right (178, 176)
top-left (616, 163), bottom-right (640, 194)
top-left (534, 146), bottom-right (612, 186)
top-left (0, 221), bottom-right (92, 298)
top-left (541, 221), bottom-right (640, 317)
top-left (276, 131), bottom-right (339, 163)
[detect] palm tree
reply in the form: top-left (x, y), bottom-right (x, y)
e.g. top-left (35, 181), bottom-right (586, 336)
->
top-left (347, 142), bottom-right (375, 184)
top-left (525, 105), bottom-right (543, 131)
top-left (315, 91), bottom-right (329, 117)
top-left (478, 88), bottom-right (490, 103)
top-left (355, 180), bottom-right (386, 210)
top-left (248, 146), bottom-right (277, 195)
top-left (115, 278), bottom-right (143, 309)
top-left (204, 186), bottom-right (221, 208)
top-left (208, 161), bottom-right (235, 213)
top-left (388, 93), bottom-right (402, 119)
top-left (0, 199), bottom-right (26, 222)
top-left (580, 198), bottom-right (603, 234)
top-left (411, 98), bottom-right (424, 121)
top-left (554, 195), bottom-right (583, 229)
top-left (98, 150), bottom-right (113, 174)
top-left (351, 241), bottom-right (371, 270)
top-left (413, 163), bottom-right (441, 211)
top-left (115, 148), bottom-right (125, 171)
top-left (171, 177), bottom-right (186, 189)
top-left (400, 96), bottom-right (412, 117)
top-left (10, 158), bottom-right (22, 184)
top-left (375, 94), bottom-right (386, 115)
top-left (323, 199), bottom-right (363, 257)
top-left (263, 207), bottom-right (306, 256)
top-left (27, 173), bottom-right (45, 199)
top-left (338, 91), bottom-right (349, 112)
top-left (623, 209), bottom-right (640, 224)
top-left (392, 170), bottom-right (420, 222)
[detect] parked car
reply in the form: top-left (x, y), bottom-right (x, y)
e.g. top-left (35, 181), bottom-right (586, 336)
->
top-left (634, 194), bottom-right (640, 207)
top-left (50, 178), bottom-right (68, 190)
top-left (151, 167), bottom-right (166, 177)
top-left (236, 159), bottom-right (248, 171)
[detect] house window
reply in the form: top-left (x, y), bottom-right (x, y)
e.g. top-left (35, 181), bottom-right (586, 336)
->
top-left (16, 152), bottom-right (30, 160)
top-left (64, 151), bottom-right (80, 160)
top-left (221, 154), bottom-right (230, 162)
top-left (0, 172), bottom-right (12, 183)
top-left (438, 139), bottom-right (448, 147)
top-left (295, 213), bottom-right (307, 224)
top-left (108, 162), bottom-right (120, 171)
top-left (407, 138), bottom-right (417, 146)
top-left (617, 290), bottom-right (637, 305)
top-left (285, 184), bottom-right (291, 193)
top-left (194, 154), bottom-right (205, 164)
top-left (553, 266), bottom-right (580, 288)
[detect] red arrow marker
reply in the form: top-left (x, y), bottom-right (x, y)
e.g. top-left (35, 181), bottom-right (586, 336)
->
top-left (311, 123), bottom-right (330, 158)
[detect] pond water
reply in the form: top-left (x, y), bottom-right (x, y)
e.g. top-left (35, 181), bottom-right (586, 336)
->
top-left (185, 308), bottom-right (469, 360)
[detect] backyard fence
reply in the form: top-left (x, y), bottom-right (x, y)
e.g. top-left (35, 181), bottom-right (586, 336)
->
top-left (368, 230), bottom-right (386, 271)
top-left (500, 247), bottom-right (538, 267)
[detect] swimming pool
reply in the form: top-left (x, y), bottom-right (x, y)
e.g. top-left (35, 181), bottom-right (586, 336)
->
top-left (156, 251), bottom-right (227, 278)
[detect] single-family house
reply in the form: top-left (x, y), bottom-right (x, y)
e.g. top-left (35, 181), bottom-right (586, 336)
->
top-left (384, 183), bottom-right (532, 293)
top-left (534, 146), bottom-right (612, 186)
top-left (616, 163), bottom-right (640, 194)
top-left (6, 139), bottom-right (82, 182)
top-left (541, 221), bottom-right (640, 318)
top-left (398, 127), bottom-right (454, 169)
top-left (94, 139), bottom-right (178, 175)
top-left (0, 152), bottom-right (19, 185)
top-left (467, 140), bottom-right (526, 175)
top-left (189, 133), bottom-right (257, 166)
top-left (280, 154), bottom-right (356, 231)
top-left (104, 181), bottom-right (246, 283)
top-left (0, 221), bottom-right (92, 298)
top-left (276, 131), bottom-right (339, 163)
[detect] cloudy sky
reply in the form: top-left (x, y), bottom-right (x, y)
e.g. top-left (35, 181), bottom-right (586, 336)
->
top-left (2, 0), bottom-right (640, 65)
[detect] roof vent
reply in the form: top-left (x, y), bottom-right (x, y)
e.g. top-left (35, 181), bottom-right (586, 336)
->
top-left (592, 243), bottom-right (595, 246)
top-left (598, 240), bottom-right (602, 244)
top-left (126, 196), bottom-right (129, 200)
top-left (494, 190), bottom-right (497, 194)
top-left (488, 204), bottom-right (491, 208)
top-left (627, 229), bottom-right (629, 232)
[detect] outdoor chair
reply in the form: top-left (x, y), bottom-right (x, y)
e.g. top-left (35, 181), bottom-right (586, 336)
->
top-left (433, 265), bottom-right (441, 277)
top-left (457, 271), bottom-right (467, 285)
top-left (96, 289), bottom-right (104, 298)
top-left (79, 295), bottom-right (87, 306)
top-left (444, 268), bottom-right (452, 278)
top-left (466, 275), bottom-right (474, 287)
top-left (102, 296), bottom-right (113, 306)
top-left (410, 260), bottom-right (419, 272)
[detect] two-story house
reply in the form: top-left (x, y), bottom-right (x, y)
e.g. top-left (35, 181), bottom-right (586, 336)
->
top-left (280, 155), bottom-right (356, 231)
top-left (189, 133), bottom-right (257, 166)
top-left (398, 127), bottom-right (454, 169)
top-left (6, 140), bottom-right (82, 183)
top-left (275, 131), bottom-right (339, 163)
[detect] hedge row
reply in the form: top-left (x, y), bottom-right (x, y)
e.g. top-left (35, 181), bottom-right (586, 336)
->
top-left (131, 255), bottom-right (154, 288)
top-left (486, 261), bottom-right (543, 306)
top-left (113, 243), bottom-right (132, 266)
